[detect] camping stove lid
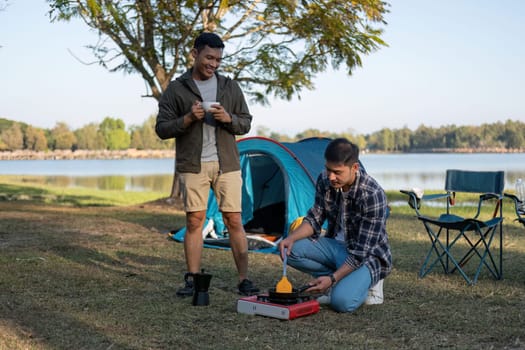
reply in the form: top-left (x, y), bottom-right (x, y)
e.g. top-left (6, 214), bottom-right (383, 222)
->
top-left (257, 293), bottom-right (314, 306)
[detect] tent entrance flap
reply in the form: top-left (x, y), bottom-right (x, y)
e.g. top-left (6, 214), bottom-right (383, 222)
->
top-left (243, 153), bottom-right (286, 236)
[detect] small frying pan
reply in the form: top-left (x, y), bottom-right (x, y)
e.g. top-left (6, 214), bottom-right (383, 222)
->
top-left (267, 284), bottom-right (311, 304)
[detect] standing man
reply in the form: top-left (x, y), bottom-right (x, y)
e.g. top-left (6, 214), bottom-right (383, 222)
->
top-left (156, 32), bottom-right (259, 296)
top-left (279, 138), bottom-right (392, 312)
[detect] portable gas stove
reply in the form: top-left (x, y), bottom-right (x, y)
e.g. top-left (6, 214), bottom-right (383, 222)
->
top-left (237, 294), bottom-right (320, 320)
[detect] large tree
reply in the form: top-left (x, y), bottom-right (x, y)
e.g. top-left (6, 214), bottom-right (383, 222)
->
top-left (25, 126), bottom-right (48, 151)
top-left (50, 122), bottom-right (77, 150)
top-left (48, 0), bottom-right (389, 103)
top-left (75, 122), bottom-right (106, 149)
top-left (47, 0), bottom-right (389, 198)
top-left (99, 117), bottom-right (131, 150)
top-left (0, 122), bottom-right (23, 151)
top-left (130, 115), bottom-right (174, 150)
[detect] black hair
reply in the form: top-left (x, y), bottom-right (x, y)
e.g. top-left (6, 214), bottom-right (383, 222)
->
top-left (193, 32), bottom-right (225, 51)
top-left (324, 138), bottom-right (359, 166)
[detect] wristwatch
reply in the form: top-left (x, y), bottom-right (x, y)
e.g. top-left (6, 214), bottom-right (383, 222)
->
top-left (329, 273), bottom-right (337, 285)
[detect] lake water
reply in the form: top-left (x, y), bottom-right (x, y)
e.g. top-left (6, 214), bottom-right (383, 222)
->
top-left (1, 153), bottom-right (524, 192)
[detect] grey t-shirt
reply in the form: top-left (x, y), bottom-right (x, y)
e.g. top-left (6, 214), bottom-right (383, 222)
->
top-left (194, 75), bottom-right (218, 162)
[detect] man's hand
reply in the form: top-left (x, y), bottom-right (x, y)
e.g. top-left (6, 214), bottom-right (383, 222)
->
top-left (189, 100), bottom-right (205, 121)
top-left (278, 238), bottom-right (294, 261)
top-left (210, 104), bottom-right (232, 123)
top-left (305, 275), bottom-right (333, 294)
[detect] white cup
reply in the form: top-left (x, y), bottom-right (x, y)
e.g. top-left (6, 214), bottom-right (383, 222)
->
top-left (201, 101), bottom-right (220, 111)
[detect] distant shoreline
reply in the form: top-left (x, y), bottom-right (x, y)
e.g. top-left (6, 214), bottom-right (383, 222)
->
top-left (0, 149), bottom-right (174, 160)
top-left (0, 147), bottom-right (523, 160)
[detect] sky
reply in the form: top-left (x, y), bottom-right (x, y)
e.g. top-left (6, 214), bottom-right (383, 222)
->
top-left (1, 0), bottom-right (524, 136)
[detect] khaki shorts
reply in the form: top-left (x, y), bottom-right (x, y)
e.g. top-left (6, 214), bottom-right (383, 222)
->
top-left (178, 161), bottom-right (242, 213)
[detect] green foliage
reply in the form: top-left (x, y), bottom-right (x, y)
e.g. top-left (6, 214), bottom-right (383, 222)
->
top-left (46, 0), bottom-right (389, 104)
top-left (364, 119), bottom-right (525, 152)
top-left (1, 116), bottom-right (524, 152)
top-left (99, 116), bottom-right (131, 150)
top-left (106, 129), bottom-right (131, 150)
top-left (0, 117), bottom-right (14, 132)
top-left (129, 114), bottom-right (173, 150)
top-left (75, 122), bottom-right (105, 149)
top-left (50, 121), bottom-right (77, 150)
top-left (260, 119), bottom-right (525, 151)
top-left (0, 122), bottom-right (23, 150)
top-left (24, 125), bottom-right (48, 151)
top-left (502, 119), bottom-right (525, 149)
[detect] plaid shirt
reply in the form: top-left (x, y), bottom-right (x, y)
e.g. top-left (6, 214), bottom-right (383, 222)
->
top-left (304, 167), bottom-right (392, 284)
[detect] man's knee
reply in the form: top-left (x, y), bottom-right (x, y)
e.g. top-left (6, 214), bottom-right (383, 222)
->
top-left (330, 293), bottom-right (364, 313)
top-left (222, 212), bottom-right (243, 231)
top-left (186, 211), bottom-right (206, 232)
top-left (330, 265), bottom-right (371, 312)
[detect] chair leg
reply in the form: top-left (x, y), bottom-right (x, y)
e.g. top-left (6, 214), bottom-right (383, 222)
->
top-left (455, 230), bottom-right (500, 280)
top-left (448, 224), bottom-right (502, 284)
top-left (419, 223), bottom-right (473, 284)
top-left (419, 225), bottom-right (448, 277)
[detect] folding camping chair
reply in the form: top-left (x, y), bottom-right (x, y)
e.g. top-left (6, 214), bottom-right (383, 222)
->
top-left (503, 193), bottom-right (525, 227)
top-left (400, 169), bottom-right (505, 285)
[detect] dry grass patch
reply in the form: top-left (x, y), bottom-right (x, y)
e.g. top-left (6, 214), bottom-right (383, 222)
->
top-left (1, 193), bottom-right (524, 349)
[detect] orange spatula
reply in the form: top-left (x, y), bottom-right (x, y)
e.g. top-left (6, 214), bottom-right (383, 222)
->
top-left (276, 247), bottom-right (293, 293)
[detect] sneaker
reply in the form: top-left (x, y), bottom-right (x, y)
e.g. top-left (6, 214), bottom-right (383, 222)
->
top-left (176, 273), bottom-right (194, 297)
top-left (365, 279), bottom-right (384, 305)
top-left (238, 279), bottom-right (260, 296)
top-left (316, 294), bottom-right (331, 305)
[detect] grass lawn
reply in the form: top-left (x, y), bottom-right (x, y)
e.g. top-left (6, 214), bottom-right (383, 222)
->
top-left (1, 176), bottom-right (524, 350)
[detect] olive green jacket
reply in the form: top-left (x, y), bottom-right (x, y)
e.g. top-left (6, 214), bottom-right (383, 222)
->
top-left (155, 69), bottom-right (252, 173)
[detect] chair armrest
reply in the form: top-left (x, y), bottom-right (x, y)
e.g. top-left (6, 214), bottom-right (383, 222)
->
top-left (400, 190), bottom-right (449, 201)
top-left (400, 190), bottom-right (449, 212)
top-left (504, 193), bottom-right (519, 201)
top-left (480, 193), bottom-right (502, 201)
top-left (422, 193), bottom-right (450, 201)
top-left (504, 192), bottom-right (525, 216)
top-left (400, 190), bottom-right (421, 211)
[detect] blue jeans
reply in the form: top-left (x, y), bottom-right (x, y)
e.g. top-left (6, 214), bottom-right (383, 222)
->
top-left (287, 237), bottom-right (372, 313)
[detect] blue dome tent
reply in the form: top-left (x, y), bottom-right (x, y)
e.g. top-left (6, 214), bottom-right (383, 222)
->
top-left (170, 137), bottom-right (332, 253)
